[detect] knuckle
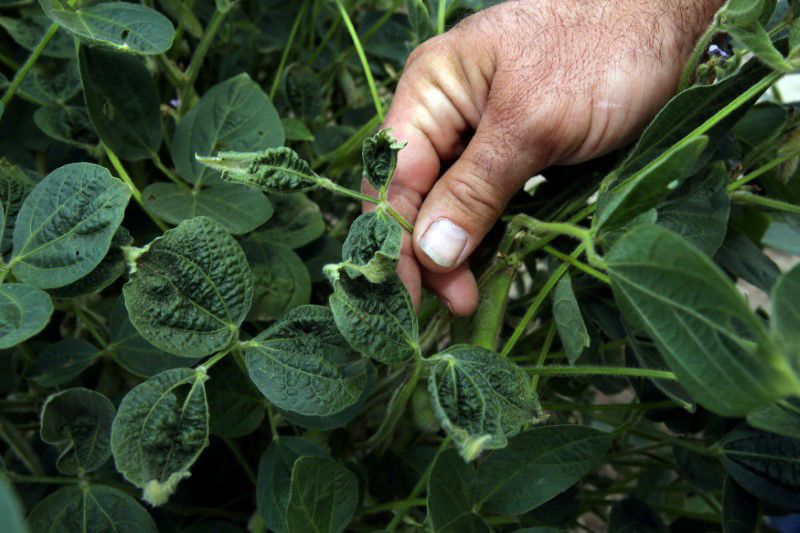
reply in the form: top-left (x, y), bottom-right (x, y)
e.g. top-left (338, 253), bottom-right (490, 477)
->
top-left (445, 164), bottom-right (505, 224)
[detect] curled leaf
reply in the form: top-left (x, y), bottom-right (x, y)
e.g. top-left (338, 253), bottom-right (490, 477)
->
top-left (197, 147), bottom-right (322, 193)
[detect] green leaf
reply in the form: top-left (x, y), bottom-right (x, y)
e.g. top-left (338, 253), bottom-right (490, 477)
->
top-left (245, 305), bottom-right (368, 416)
top-left (19, 61), bottom-right (80, 105)
top-left (142, 182), bottom-right (273, 235)
top-left (27, 338), bottom-right (98, 387)
top-left (0, 159), bottom-right (34, 258)
top-left (256, 437), bottom-right (327, 533)
top-left (715, 231), bottom-right (781, 292)
top-left (39, 0), bottom-right (175, 55)
top-left (197, 147), bottom-right (322, 193)
top-left (721, 424), bottom-right (800, 511)
top-left (253, 193), bottom-right (325, 249)
top-left (327, 270), bottom-right (419, 364)
top-left (725, 0), bottom-right (767, 25)
top-left (111, 367), bottom-right (209, 506)
top-left (33, 105), bottom-right (99, 151)
top-left (26, 485), bottom-right (156, 533)
top-left (606, 224), bottom-right (799, 416)
top-left (596, 136), bottom-right (709, 232)
top-left (299, 234), bottom-right (342, 283)
top-left (340, 208), bottom-right (402, 282)
top-left (242, 238), bottom-right (310, 321)
top-left (173, 74), bottom-right (284, 186)
top-left (607, 497), bottom-right (668, 533)
top-left (48, 226), bottom-right (132, 298)
top-left (0, 284), bottom-right (52, 349)
top-left (362, 128), bottom-right (406, 198)
top-left (109, 297), bottom-right (200, 377)
top-left (10, 163), bottom-right (130, 289)
top-left (155, 0), bottom-right (203, 39)
top-left (286, 456), bottom-right (358, 533)
top-left (428, 425), bottom-right (612, 529)
top-left (79, 46), bottom-right (162, 161)
top-left (123, 217), bottom-right (253, 358)
top-left (206, 356), bottom-right (264, 438)
top-left (722, 477), bottom-right (760, 533)
top-left (625, 332), bottom-right (695, 411)
top-left (747, 399), bottom-right (800, 439)
top-left (0, 475), bottom-right (27, 533)
top-left (426, 345), bottom-right (543, 461)
top-left (40, 387), bottom-right (115, 475)
top-left (727, 22), bottom-right (793, 72)
top-left (655, 163), bottom-right (730, 256)
top-left (0, 7), bottom-right (73, 59)
top-left (406, 0), bottom-right (434, 38)
top-left (552, 273), bottom-right (590, 364)
top-left (281, 117), bottom-right (315, 142)
top-left (283, 64), bottom-right (323, 122)
top-left (772, 263), bottom-right (800, 367)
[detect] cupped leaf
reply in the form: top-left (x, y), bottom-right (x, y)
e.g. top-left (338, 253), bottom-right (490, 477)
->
top-left (340, 208), bottom-right (402, 282)
top-left (0, 475), bottom-right (26, 533)
top-left (596, 136), bottom-right (708, 232)
top-left (253, 193), bottom-right (324, 249)
top-left (607, 497), bottom-right (668, 533)
top-left (109, 297), bottom-right (200, 377)
top-left (256, 437), bottom-right (327, 533)
top-left (426, 344), bottom-right (543, 461)
top-left (607, 224), bottom-right (799, 416)
top-left (362, 128), bottom-right (406, 198)
top-left (0, 284), bottom-right (52, 349)
top-left (110, 367), bottom-right (209, 506)
top-left (197, 147), bottom-right (322, 193)
top-left (142, 181), bottom-right (273, 235)
top-left (48, 226), bottom-right (132, 298)
top-left (0, 159), bottom-right (34, 257)
top-left (39, 0), bottom-right (175, 55)
top-left (552, 273), bottom-right (589, 364)
top-left (172, 73), bottom-right (284, 186)
top-left (40, 387), bottom-right (115, 474)
top-left (123, 216), bottom-right (253, 358)
top-left (79, 45), bottom-right (161, 161)
top-left (26, 485), bottom-right (156, 532)
top-left (286, 456), bottom-right (358, 533)
top-left (242, 238), bottom-right (310, 321)
top-left (206, 356), bottom-right (264, 438)
top-left (245, 305), bottom-right (368, 417)
top-left (772, 263), bottom-right (800, 368)
top-left (11, 163), bottom-right (130, 289)
top-left (33, 105), bottom-right (99, 151)
top-left (283, 64), bottom-right (323, 121)
top-left (327, 269), bottom-right (419, 364)
top-left (721, 424), bottom-right (800, 511)
top-left (27, 338), bottom-right (98, 387)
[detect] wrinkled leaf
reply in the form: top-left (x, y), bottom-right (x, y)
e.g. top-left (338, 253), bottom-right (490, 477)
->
top-left (283, 64), bottom-right (322, 121)
top-left (40, 388), bottom-right (115, 474)
top-left (362, 128), bottom-right (406, 198)
top-left (0, 284), bottom-right (52, 349)
top-left (426, 344), bottom-right (543, 461)
top-left (245, 305), bottom-right (368, 416)
top-left (197, 147), bottom-right (322, 193)
top-left (286, 456), bottom-right (358, 533)
top-left (340, 208), bottom-right (402, 282)
top-left (123, 217), bottom-right (253, 358)
top-left (0, 159), bottom-right (34, 257)
top-left (111, 367), bottom-right (209, 506)
top-left (242, 238), bottom-right (310, 321)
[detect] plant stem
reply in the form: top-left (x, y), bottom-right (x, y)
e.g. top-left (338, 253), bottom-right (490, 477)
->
top-left (543, 245), bottom-right (610, 284)
top-left (524, 365), bottom-right (677, 381)
top-left (730, 191), bottom-right (800, 214)
top-left (0, 23), bottom-right (58, 110)
top-left (270, 0), bottom-right (309, 100)
top-left (318, 177), bottom-right (378, 203)
top-left (179, 6), bottom-right (228, 115)
top-left (677, 15), bottom-right (719, 92)
top-left (335, 0), bottom-right (384, 120)
top-left (531, 322), bottom-right (557, 391)
top-left (729, 149), bottom-right (799, 191)
top-left (543, 400), bottom-right (679, 412)
top-left (499, 244), bottom-right (584, 357)
top-left (368, 359), bottom-right (422, 449)
top-left (386, 437), bottom-right (450, 532)
top-left (470, 262), bottom-right (516, 350)
top-left (103, 145), bottom-right (169, 232)
top-left (198, 344), bottom-right (236, 372)
top-left (530, 220), bottom-right (603, 267)
top-left (383, 203), bottom-right (415, 232)
top-left (151, 154), bottom-right (190, 190)
top-left (437, 0), bottom-right (447, 34)
top-left (361, 498), bottom-right (427, 515)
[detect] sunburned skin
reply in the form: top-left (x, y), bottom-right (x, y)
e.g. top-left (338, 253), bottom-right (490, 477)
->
top-left (362, 0), bottom-right (726, 316)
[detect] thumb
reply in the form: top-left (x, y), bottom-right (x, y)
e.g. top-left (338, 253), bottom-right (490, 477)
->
top-left (412, 108), bottom-right (551, 272)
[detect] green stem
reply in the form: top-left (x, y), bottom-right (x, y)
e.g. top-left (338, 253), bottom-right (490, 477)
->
top-left (383, 203), bottom-right (415, 233)
top-left (313, 113), bottom-right (381, 169)
top-left (469, 262), bottom-right (516, 350)
top-left (266, 404), bottom-right (280, 440)
top-left (318, 177), bottom-right (378, 203)
top-left (197, 344), bottom-right (236, 372)
top-left (179, 6), bottom-right (228, 115)
top-left (437, 0), bottom-right (447, 34)
top-left (499, 244), bottom-right (584, 357)
top-left (360, 498), bottom-right (427, 516)
top-left (103, 145), bottom-right (169, 232)
top-left (677, 15), bottom-right (720, 92)
top-left (543, 245), bottom-right (610, 284)
top-left (386, 437), bottom-right (450, 532)
top-left (335, 0), bottom-right (384, 120)
top-left (270, 0), bottom-right (309, 100)
top-left (529, 220), bottom-right (603, 267)
top-left (368, 359), bottom-right (422, 449)
top-left (524, 365), bottom-right (677, 381)
top-left (730, 191), bottom-right (800, 214)
top-left (531, 322), bottom-right (557, 391)
top-left (728, 150), bottom-right (799, 192)
top-left (0, 23), bottom-right (59, 109)
top-left (152, 154), bottom-right (190, 190)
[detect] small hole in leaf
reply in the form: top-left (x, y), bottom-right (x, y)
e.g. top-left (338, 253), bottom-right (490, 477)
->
top-left (75, 250), bottom-right (80, 256)
top-left (120, 29), bottom-right (130, 40)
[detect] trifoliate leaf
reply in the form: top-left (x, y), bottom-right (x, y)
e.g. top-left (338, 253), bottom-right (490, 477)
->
top-left (111, 367), bottom-right (209, 506)
top-left (123, 217), bottom-right (253, 358)
top-left (245, 305), bottom-right (368, 417)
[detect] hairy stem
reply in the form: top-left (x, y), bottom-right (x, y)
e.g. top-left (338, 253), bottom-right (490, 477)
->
top-left (469, 262), bottom-right (516, 350)
top-left (335, 0), bottom-right (384, 120)
top-left (103, 145), bottom-right (169, 232)
top-left (525, 365), bottom-right (677, 380)
top-left (730, 191), bottom-right (800, 214)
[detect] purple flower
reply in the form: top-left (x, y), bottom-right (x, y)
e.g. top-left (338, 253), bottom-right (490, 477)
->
top-left (708, 44), bottom-right (729, 59)
top-left (169, 98), bottom-right (180, 108)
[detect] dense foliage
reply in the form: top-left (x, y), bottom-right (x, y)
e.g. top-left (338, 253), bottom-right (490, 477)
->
top-left (0, 0), bottom-right (799, 531)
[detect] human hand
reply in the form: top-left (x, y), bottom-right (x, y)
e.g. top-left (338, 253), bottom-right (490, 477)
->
top-left (366, 0), bottom-right (724, 315)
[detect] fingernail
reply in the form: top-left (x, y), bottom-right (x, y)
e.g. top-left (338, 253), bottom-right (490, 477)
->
top-left (419, 219), bottom-right (468, 267)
